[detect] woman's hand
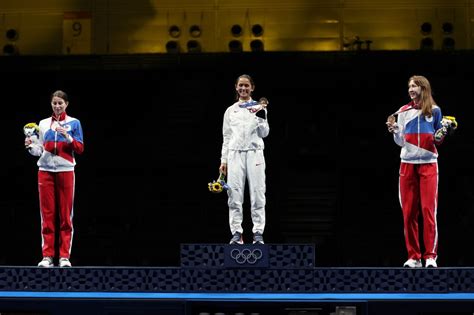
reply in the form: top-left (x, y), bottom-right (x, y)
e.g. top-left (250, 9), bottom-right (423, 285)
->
top-left (25, 138), bottom-right (32, 148)
top-left (56, 126), bottom-right (73, 143)
top-left (55, 126), bottom-right (68, 137)
top-left (219, 163), bottom-right (227, 175)
top-left (386, 115), bottom-right (398, 133)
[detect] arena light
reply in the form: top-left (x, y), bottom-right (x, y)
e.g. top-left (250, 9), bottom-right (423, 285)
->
top-left (251, 24), bottom-right (264, 37)
top-left (420, 22), bottom-right (432, 35)
top-left (168, 25), bottom-right (181, 38)
top-left (420, 37), bottom-right (434, 50)
top-left (231, 24), bottom-right (243, 37)
top-left (228, 40), bottom-right (243, 52)
top-left (187, 40), bottom-right (201, 53)
top-left (5, 28), bottom-right (18, 41)
top-left (250, 39), bottom-right (264, 52)
top-left (3, 44), bottom-right (19, 55)
top-left (165, 40), bottom-right (180, 53)
top-left (442, 37), bottom-right (455, 51)
top-left (189, 25), bottom-right (202, 38)
top-left (442, 22), bottom-right (454, 34)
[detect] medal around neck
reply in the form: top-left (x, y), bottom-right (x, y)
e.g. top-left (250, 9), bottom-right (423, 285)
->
top-left (239, 97), bottom-right (269, 113)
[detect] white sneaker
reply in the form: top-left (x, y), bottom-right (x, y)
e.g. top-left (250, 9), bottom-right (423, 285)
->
top-left (425, 257), bottom-right (438, 268)
top-left (59, 258), bottom-right (72, 268)
top-left (403, 258), bottom-right (422, 268)
top-left (38, 257), bottom-right (53, 268)
top-left (229, 232), bottom-right (244, 245)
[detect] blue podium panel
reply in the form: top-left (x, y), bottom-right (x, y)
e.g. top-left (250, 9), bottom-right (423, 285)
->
top-left (2, 266), bottom-right (474, 294)
top-left (50, 267), bottom-right (182, 292)
top-left (180, 244), bottom-right (225, 268)
top-left (180, 244), bottom-right (315, 269)
top-left (0, 267), bottom-right (49, 291)
top-left (181, 268), bottom-right (315, 292)
top-left (269, 244), bottom-right (315, 268)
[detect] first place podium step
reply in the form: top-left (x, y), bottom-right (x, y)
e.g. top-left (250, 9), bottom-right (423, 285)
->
top-left (180, 244), bottom-right (315, 269)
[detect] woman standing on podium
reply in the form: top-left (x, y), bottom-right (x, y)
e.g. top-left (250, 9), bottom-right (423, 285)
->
top-left (386, 75), bottom-right (447, 268)
top-left (25, 90), bottom-right (84, 268)
top-left (219, 74), bottom-right (269, 245)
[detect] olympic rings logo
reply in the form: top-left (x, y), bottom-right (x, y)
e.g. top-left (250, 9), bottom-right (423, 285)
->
top-left (230, 248), bottom-right (263, 264)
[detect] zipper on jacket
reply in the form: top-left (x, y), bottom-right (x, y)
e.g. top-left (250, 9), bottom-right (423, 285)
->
top-left (54, 130), bottom-right (58, 155)
top-left (417, 114), bottom-right (421, 161)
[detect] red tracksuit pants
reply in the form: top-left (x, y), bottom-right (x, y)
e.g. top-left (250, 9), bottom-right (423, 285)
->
top-left (38, 170), bottom-right (75, 259)
top-left (399, 162), bottom-right (438, 260)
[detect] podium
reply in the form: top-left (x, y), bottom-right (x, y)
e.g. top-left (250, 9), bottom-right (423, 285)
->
top-left (180, 244), bottom-right (315, 292)
top-left (181, 244), bottom-right (315, 269)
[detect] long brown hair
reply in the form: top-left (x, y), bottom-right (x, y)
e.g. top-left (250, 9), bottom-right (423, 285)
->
top-left (51, 90), bottom-right (69, 103)
top-left (408, 75), bottom-right (436, 117)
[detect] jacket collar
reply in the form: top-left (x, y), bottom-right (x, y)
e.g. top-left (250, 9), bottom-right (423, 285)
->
top-left (52, 112), bottom-right (67, 121)
top-left (410, 100), bottom-right (421, 109)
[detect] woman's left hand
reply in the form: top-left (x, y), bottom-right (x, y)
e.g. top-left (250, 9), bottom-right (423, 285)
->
top-left (56, 126), bottom-right (68, 137)
top-left (259, 98), bottom-right (269, 109)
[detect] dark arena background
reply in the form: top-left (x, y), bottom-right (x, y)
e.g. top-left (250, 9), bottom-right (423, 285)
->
top-left (2, 1), bottom-right (474, 315)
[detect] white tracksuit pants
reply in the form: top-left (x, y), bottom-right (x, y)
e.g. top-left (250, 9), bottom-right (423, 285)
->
top-left (227, 149), bottom-right (266, 235)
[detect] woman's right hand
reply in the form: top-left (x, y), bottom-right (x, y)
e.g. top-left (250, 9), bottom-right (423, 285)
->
top-left (386, 115), bottom-right (399, 133)
top-left (386, 121), bottom-right (399, 133)
top-left (219, 163), bottom-right (227, 175)
top-left (24, 138), bottom-right (32, 148)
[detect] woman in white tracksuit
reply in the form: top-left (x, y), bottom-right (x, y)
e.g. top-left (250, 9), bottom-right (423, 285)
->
top-left (219, 74), bottom-right (269, 245)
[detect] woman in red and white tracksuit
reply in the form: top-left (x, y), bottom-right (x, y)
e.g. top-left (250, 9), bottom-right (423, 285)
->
top-left (387, 75), bottom-right (446, 268)
top-left (26, 90), bottom-right (84, 268)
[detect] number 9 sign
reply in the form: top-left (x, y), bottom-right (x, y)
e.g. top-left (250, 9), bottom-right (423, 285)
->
top-left (63, 12), bottom-right (91, 54)
top-left (72, 22), bottom-right (82, 37)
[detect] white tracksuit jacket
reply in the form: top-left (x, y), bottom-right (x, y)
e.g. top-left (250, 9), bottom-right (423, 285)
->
top-left (220, 99), bottom-right (270, 235)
